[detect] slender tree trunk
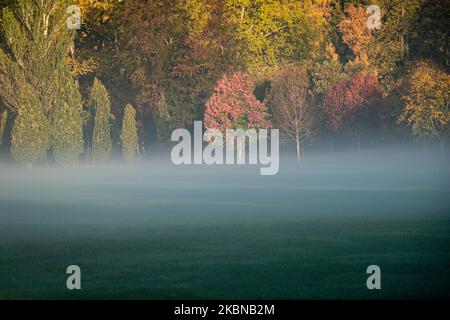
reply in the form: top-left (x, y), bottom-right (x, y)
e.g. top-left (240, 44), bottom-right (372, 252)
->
top-left (112, 23), bottom-right (120, 57)
top-left (136, 140), bottom-right (140, 160)
top-left (422, 140), bottom-right (427, 162)
top-left (400, 3), bottom-right (409, 60)
top-left (70, 41), bottom-right (80, 88)
top-left (296, 134), bottom-right (301, 163)
top-left (330, 140), bottom-right (334, 160)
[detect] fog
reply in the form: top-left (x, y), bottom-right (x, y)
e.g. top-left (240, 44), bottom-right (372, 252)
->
top-left (1, 144), bottom-right (449, 223)
top-left (0, 145), bottom-right (449, 298)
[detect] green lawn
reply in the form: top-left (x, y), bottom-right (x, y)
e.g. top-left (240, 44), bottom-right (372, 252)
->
top-left (0, 160), bottom-right (449, 299)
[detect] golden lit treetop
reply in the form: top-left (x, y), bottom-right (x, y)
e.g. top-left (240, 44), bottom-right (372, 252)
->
top-left (399, 61), bottom-right (450, 139)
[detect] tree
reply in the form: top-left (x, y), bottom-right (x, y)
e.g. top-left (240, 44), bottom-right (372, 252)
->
top-left (368, 0), bottom-right (422, 89)
top-left (204, 71), bottom-right (271, 132)
top-left (51, 66), bottom-right (84, 165)
top-left (410, 0), bottom-right (450, 68)
top-left (398, 61), bottom-right (450, 150)
top-left (0, 0), bottom-right (72, 114)
top-left (270, 64), bottom-right (318, 161)
top-left (311, 43), bottom-right (346, 96)
top-left (89, 78), bottom-right (113, 163)
top-left (124, 0), bottom-right (244, 144)
top-left (338, 5), bottom-right (372, 66)
top-left (74, 0), bottom-right (128, 109)
top-left (121, 104), bottom-right (138, 164)
top-left (123, 0), bottom-right (330, 146)
top-left (226, 0), bottom-right (331, 75)
top-left (378, 77), bottom-right (409, 136)
top-left (11, 100), bottom-right (50, 167)
top-left (324, 72), bottom-right (383, 150)
top-left (345, 72), bottom-right (383, 119)
top-left (323, 79), bottom-right (348, 132)
top-left (0, 0), bottom-right (84, 165)
top-left (204, 71), bottom-right (271, 162)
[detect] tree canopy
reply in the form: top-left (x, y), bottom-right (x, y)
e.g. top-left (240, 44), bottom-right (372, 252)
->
top-left (0, 0), bottom-right (448, 165)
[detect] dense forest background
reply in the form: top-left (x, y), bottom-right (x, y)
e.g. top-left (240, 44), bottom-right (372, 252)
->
top-left (0, 0), bottom-right (448, 166)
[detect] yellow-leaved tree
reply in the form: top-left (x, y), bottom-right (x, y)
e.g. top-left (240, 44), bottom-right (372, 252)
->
top-left (338, 5), bottom-right (372, 67)
top-left (398, 61), bottom-right (450, 151)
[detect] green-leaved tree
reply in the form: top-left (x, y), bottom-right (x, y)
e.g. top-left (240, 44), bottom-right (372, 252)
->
top-left (89, 78), bottom-right (113, 163)
top-left (11, 97), bottom-right (50, 167)
top-left (120, 104), bottom-right (138, 164)
top-left (0, 0), bottom-right (83, 165)
top-left (51, 67), bottom-right (84, 165)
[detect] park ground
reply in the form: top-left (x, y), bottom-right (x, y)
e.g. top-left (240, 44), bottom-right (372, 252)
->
top-left (0, 148), bottom-right (449, 299)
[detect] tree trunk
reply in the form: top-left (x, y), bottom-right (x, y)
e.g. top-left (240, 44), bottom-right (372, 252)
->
top-left (330, 140), bottom-right (334, 160)
top-left (296, 134), bottom-right (301, 163)
top-left (400, 4), bottom-right (409, 60)
top-left (422, 140), bottom-right (427, 162)
top-left (70, 41), bottom-right (80, 88)
top-left (136, 140), bottom-right (140, 160)
top-left (112, 23), bottom-right (120, 57)
top-left (357, 139), bottom-right (361, 157)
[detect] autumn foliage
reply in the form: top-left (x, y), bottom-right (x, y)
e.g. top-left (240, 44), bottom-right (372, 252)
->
top-left (204, 72), bottom-right (271, 132)
top-left (323, 72), bottom-right (383, 133)
top-left (338, 5), bottom-right (372, 65)
top-left (0, 0), bottom-right (449, 166)
top-left (399, 61), bottom-right (450, 139)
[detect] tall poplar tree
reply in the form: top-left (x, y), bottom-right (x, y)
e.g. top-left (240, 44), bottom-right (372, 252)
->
top-left (51, 65), bottom-right (84, 165)
top-left (89, 78), bottom-right (113, 163)
top-left (120, 104), bottom-right (138, 164)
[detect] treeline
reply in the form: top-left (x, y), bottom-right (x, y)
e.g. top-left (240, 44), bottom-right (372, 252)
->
top-left (0, 0), bottom-right (448, 165)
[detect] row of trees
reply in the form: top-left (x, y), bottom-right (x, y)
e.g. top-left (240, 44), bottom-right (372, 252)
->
top-left (204, 60), bottom-right (448, 161)
top-left (0, 0), bottom-right (449, 165)
top-left (0, 0), bottom-right (138, 166)
top-left (202, 1), bottom-right (449, 160)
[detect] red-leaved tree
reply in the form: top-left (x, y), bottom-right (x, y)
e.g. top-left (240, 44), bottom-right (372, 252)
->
top-left (323, 80), bottom-right (348, 131)
top-left (204, 72), bottom-right (271, 132)
top-left (323, 72), bottom-right (383, 149)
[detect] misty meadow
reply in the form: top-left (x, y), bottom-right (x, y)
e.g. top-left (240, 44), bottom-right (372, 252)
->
top-left (0, 0), bottom-right (448, 299)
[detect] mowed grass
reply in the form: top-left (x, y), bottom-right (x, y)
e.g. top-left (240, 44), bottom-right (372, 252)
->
top-left (0, 159), bottom-right (449, 299)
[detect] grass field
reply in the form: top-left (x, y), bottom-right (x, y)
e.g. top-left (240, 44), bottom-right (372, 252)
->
top-left (0, 151), bottom-right (449, 299)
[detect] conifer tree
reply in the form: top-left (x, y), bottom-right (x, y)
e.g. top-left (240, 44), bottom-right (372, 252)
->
top-left (89, 78), bottom-right (113, 163)
top-left (120, 104), bottom-right (138, 164)
top-left (11, 100), bottom-right (50, 167)
top-left (51, 67), bottom-right (84, 165)
top-left (0, 0), bottom-right (82, 165)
